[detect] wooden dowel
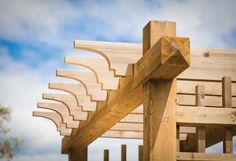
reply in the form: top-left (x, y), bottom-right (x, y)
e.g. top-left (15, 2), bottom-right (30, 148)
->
top-left (138, 145), bottom-right (143, 161)
top-left (196, 85), bottom-right (206, 152)
top-left (222, 77), bottom-right (233, 153)
top-left (104, 149), bottom-right (109, 161)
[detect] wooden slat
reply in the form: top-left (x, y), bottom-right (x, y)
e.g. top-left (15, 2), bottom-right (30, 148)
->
top-left (176, 106), bottom-right (236, 126)
top-left (65, 56), bottom-right (119, 90)
top-left (74, 40), bottom-right (142, 76)
top-left (56, 70), bottom-right (107, 101)
top-left (101, 130), bottom-right (143, 139)
top-left (120, 114), bottom-right (143, 123)
top-left (111, 122), bottom-right (143, 132)
top-left (177, 152), bottom-right (236, 161)
top-left (179, 48), bottom-right (236, 81)
top-left (196, 85), bottom-right (206, 152)
top-left (177, 95), bottom-right (236, 107)
top-left (61, 35), bottom-right (190, 153)
top-left (33, 111), bottom-right (72, 136)
top-left (49, 82), bottom-right (97, 111)
top-left (37, 102), bottom-right (80, 128)
top-left (42, 93), bottom-right (88, 120)
top-left (101, 130), bottom-right (190, 141)
top-left (223, 77), bottom-right (233, 153)
top-left (177, 80), bottom-right (236, 96)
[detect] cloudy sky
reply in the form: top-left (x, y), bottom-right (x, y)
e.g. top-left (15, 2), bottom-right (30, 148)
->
top-left (0, 0), bottom-right (236, 161)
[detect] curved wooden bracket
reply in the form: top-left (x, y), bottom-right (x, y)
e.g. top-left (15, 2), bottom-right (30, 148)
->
top-left (33, 111), bottom-right (72, 136)
top-left (42, 93), bottom-right (88, 120)
top-left (37, 102), bottom-right (80, 128)
top-left (56, 70), bottom-right (107, 101)
top-left (65, 56), bottom-right (119, 90)
top-left (74, 40), bottom-right (142, 76)
top-left (49, 82), bottom-right (97, 111)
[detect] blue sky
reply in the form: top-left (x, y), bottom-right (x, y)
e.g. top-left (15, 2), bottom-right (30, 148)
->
top-left (0, 0), bottom-right (236, 161)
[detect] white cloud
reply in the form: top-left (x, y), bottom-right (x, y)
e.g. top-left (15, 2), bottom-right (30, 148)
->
top-left (0, 0), bottom-right (79, 48)
top-left (0, 46), bottom-right (65, 159)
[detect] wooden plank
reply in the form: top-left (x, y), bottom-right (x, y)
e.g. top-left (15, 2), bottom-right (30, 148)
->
top-left (37, 102), bottom-right (80, 128)
top-left (177, 152), bottom-right (236, 161)
top-left (74, 40), bottom-right (142, 76)
top-left (101, 130), bottom-right (189, 141)
top-left (33, 111), bottom-right (72, 136)
top-left (61, 33), bottom-right (190, 154)
top-left (101, 130), bottom-right (143, 139)
top-left (120, 114), bottom-right (143, 123)
top-left (111, 122), bottom-right (143, 132)
top-left (65, 56), bottom-right (119, 90)
top-left (56, 70), bottom-right (107, 101)
top-left (177, 95), bottom-right (236, 107)
top-left (179, 48), bottom-right (236, 81)
top-left (139, 145), bottom-right (143, 161)
top-left (196, 85), bottom-right (206, 152)
top-left (176, 106), bottom-right (236, 126)
top-left (121, 144), bottom-right (126, 161)
top-left (49, 82), bottom-right (97, 111)
top-left (42, 93), bottom-right (88, 120)
top-left (223, 77), bottom-right (233, 153)
top-left (143, 20), bottom-right (177, 161)
top-left (104, 149), bottom-right (109, 161)
top-left (177, 80), bottom-right (236, 96)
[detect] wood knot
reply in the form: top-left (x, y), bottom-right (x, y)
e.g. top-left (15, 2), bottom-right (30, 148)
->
top-left (203, 52), bottom-right (210, 57)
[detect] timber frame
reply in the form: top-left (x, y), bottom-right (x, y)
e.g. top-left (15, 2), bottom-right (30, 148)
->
top-left (33, 20), bottom-right (236, 161)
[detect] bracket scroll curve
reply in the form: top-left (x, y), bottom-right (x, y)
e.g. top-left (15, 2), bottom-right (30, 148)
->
top-left (56, 70), bottom-right (107, 101)
top-left (74, 40), bottom-right (142, 76)
top-left (42, 93), bottom-right (88, 120)
top-left (48, 82), bottom-right (97, 112)
top-left (37, 102), bottom-right (80, 128)
top-left (65, 56), bottom-right (120, 90)
top-left (33, 111), bottom-right (72, 136)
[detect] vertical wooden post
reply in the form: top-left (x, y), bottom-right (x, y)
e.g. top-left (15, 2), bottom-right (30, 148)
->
top-left (138, 145), bottom-right (143, 161)
top-left (222, 77), bottom-right (233, 153)
top-left (196, 85), bottom-right (206, 153)
top-left (143, 20), bottom-right (177, 161)
top-left (104, 149), bottom-right (109, 161)
top-left (121, 144), bottom-right (127, 161)
top-left (69, 147), bottom-right (87, 161)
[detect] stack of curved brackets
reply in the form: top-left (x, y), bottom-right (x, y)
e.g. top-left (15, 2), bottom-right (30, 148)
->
top-left (33, 40), bottom-right (143, 136)
top-left (33, 39), bottom-right (236, 150)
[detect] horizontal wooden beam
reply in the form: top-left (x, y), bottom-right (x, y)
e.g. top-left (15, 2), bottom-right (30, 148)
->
top-left (61, 36), bottom-right (190, 153)
top-left (177, 152), bottom-right (236, 161)
top-left (177, 106), bottom-right (236, 126)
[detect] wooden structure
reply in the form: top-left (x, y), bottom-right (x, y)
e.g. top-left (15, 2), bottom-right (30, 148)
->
top-left (33, 20), bottom-right (236, 161)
